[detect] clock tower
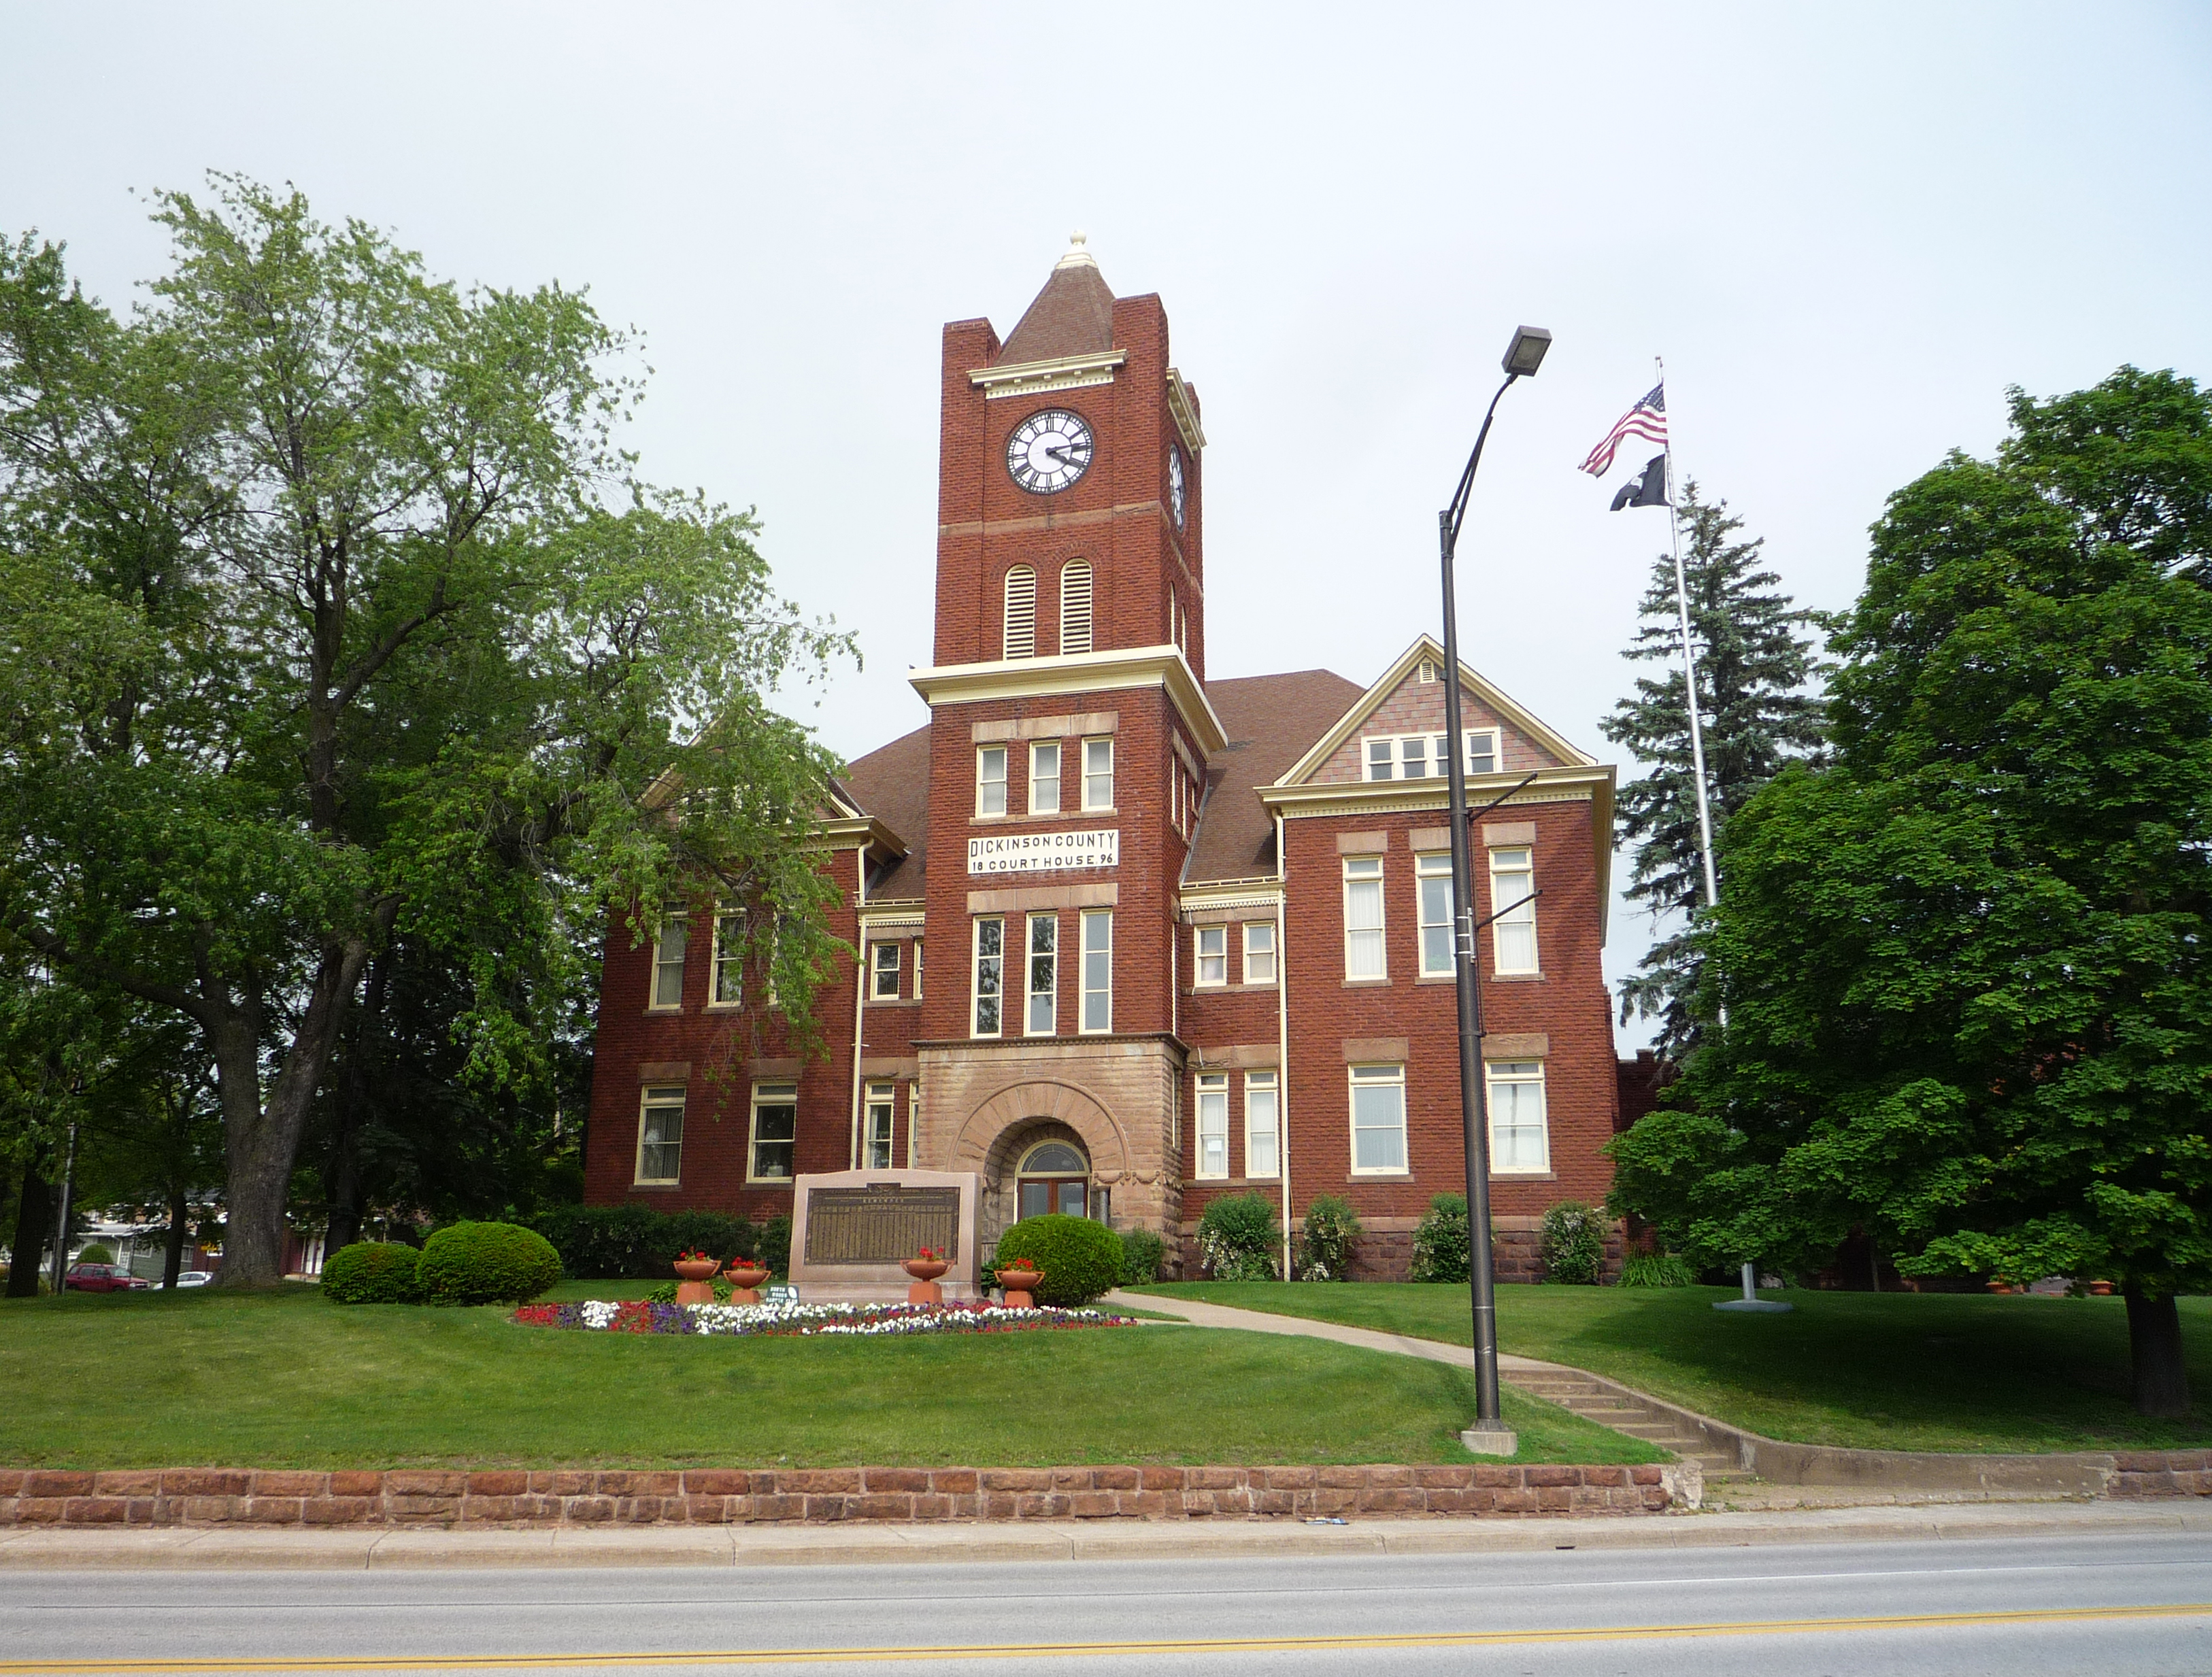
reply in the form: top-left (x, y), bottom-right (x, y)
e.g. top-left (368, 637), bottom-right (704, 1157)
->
top-left (908, 235), bottom-right (1221, 1247)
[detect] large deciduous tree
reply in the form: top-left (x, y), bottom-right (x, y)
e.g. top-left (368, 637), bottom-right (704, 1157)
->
top-left (1598, 482), bottom-right (1825, 1055)
top-left (1609, 368), bottom-right (2212, 1417)
top-left (0, 180), bottom-right (850, 1286)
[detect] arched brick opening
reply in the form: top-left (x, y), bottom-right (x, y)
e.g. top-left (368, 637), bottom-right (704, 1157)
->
top-left (951, 1079), bottom-right (1143, 1251)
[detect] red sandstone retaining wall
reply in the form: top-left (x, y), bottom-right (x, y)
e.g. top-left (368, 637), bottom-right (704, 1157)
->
top-left (0, 1464), bottom-right (1677, 1527)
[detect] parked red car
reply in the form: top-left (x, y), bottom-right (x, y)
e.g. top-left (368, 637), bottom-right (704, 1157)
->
top-left (63, 1263), bottom-right (149, 1293)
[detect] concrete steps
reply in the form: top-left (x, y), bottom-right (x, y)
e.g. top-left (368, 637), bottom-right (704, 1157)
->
top-left (1505, 1366), bottom-right (1752, 1481)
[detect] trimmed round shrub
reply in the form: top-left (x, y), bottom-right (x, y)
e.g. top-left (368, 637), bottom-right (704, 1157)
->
top-left (416, 1221), bottom-right (563, 1305)
top-left (1409, 1193), bottom-right (1471, 1283)
top-left (1197, 1192), bottom-right (1279, 1281)
top-left (321, 1241), bottom-right (422, 1304)
top-left (1541, 1202), bottom-right (1607, 1285)
top-left (991, 1214), bottom-right (1122, 1306)
top-left (1298, 1196), bottom-right (1363, 1281)
top-left (77, 1242), bottom-right (116, 1266)
top-left (1118, 1227), bottom-right (1166, 1286)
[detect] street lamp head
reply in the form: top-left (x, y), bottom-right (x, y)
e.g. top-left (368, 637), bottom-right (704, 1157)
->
top-left (1501, 326), bottom-right (1552, 379)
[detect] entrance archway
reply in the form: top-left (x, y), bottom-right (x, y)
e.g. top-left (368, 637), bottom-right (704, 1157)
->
top-left (1015, 1137), bottom-right (1108, 1223)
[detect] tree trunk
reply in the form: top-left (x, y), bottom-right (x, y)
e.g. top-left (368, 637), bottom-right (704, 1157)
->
top-left (322, 953), bottom-right (387, 1255)
top-left (163, 1182), bottom-right (189, 1288)
top-left (2124, 1287), bottom-right (2191, 1418)
top-left (6, 1158), bottom-right (52, 1299)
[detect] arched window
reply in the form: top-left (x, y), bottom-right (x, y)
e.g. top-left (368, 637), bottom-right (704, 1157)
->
top-left (1016, 1137), bottom-right (1101, 1221)
top-left (1059, 559), bottom-right (1094, 655)
top-left (1003, 565), bottom-right (1036, 660)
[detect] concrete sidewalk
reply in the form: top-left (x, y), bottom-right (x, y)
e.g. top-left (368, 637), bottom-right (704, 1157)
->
top-left (1105, 1289), bottom-right (1555, 1373)
top-left (1, 1499), bottom-right (2203, 1570)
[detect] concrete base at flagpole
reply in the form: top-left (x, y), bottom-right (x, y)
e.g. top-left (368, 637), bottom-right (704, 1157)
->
top-left (1460, 1421), bottom-right (1518, 1457)
top-left (1713, 1298), bottom-right (1794, 1312)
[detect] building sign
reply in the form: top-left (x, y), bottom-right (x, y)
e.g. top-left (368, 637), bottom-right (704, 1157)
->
top-left (967, 829), bottom-right (1120, 875)
top-left (802, 1185), bottom-right (962, 1266)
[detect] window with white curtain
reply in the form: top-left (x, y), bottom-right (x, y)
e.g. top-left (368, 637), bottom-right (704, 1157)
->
top-left (1486, 1060), bottom-right (1550, 1171)
top-left (1245, 1070), bottom-right (1279, 1179)
top-left (1343, 856), bottom-right (1385, 979)
top-left (1416, 853), bottom-right (1454, 977)
top-left (1488, 845), bottom-right (1537, 974)
top-left (1028, 741), bottom-right (1060, 815)
top-left (650, 917), bottom-right (688, 1010)
top-left (1080, 909), bottom-right (1113, 1032)
top-left (1349, 1064), bottom-right (1407, 1173)
top-left (976, 745), bottom-right (1007, 817)
top-left (1194, 924), bottom-right (1227, 986)
top-left (636, 1086), bottom-right (684, 1183)
top-left (1196, 1072), bottom-right (1229, 1179)
top-left (1082, 736), bottom-right (1113, 811)
top-left (1243, 921), bottom-right (1276, 985)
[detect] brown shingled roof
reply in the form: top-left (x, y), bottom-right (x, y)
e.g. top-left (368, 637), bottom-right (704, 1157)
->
top-left (841, 720), bottom-right (932, 900)
top-left (1187, 670), bottom-right (1366, 883)
top-left (998, 258), bottom-right (1115, 365)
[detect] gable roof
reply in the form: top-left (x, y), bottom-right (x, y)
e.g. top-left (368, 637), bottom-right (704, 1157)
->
top-left (1186, 669), bottom-right (1367, 883)
top-left (841, 720), bottom-right (932, 900)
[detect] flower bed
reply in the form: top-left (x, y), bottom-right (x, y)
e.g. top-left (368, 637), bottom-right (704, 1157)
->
top-left (512, 1299), bottom-right (1139, 1338)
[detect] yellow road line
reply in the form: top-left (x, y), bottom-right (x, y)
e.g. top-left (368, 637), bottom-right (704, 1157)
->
top-left (7, 1601), bottom-right (2208, 1672)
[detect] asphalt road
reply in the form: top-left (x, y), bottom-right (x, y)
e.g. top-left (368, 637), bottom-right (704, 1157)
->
top-left (3, 1531), bottom-right (2209, 1676)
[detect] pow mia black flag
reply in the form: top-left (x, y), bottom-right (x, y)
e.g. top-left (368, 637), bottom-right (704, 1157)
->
top-left (1610, 452), bottom-right (1669, 511)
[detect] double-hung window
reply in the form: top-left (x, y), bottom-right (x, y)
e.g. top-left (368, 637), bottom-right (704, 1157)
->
top-left (913, 941), bottom-right (922, 999)
top-left (1079, 909), bottom-right (1113, 1033)
top-left (1195, 1072), bottom-right (1230, 1179)
top-left (1360, 729), bottom-right (1503, 781)
top-left (864, 1081), bottom-right (896, 1170)
top-left (1488, 845), bottom-right (1538, 974)
top-left (1415, 854), bottom-right (1454, 977)
top-left (650, 916), bottom-right (688, 1010)
top-left (976, 745), bottom-right (1008, 817)
top-left (748, 1081), bottom-right (797, 1181)
top-left (1245, 1070), bottom-right (1280, 1179)
top-left (1028, 742), bottom-right (1061, 815)
top-left (1343, 856), bottom-right (1386, 980)
top-left (1349, 1064), bottom-right (1408, 1174)
top-left (1026, 913), bottom-right (1057, 1035)
top-left (710, 909), bottom-right (745, 1006)
top-left (1082, 737), bottom-right (1114, 811)
top-left (1194, 924), bottom-right (1227, 986)
top-left (972, 917), bottom-right (1005, 1037)
top-left (1243, 921), bottom-right (1276, 984)
top-left (636, 1086), bottom-right (684, 1184)
top-left (1487, 1060), bottom-right (1550, 1172)
top-left (871, 941), bottom-right (900, 1000)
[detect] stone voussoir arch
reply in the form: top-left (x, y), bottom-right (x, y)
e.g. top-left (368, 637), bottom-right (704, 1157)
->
top-left (951, 1078), bottom-right (1134, 1187)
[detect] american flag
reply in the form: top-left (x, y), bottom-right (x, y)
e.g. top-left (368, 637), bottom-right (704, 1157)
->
top-left (1579, 384), bottom-right (1667, 477)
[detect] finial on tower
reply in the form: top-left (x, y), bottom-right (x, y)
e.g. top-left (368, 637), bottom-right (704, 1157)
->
top-left (1054, 231), bottom-right (1098, 271)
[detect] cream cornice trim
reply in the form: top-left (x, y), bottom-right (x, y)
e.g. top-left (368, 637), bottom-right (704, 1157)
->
top-left (1274, 634), bottom-right (1599, 790)
top-left (968, 349), bottom-right (1126, 401)
top-left (1166, 368), bottom-right (1207, 452)
top-left (909, 645), bottom-right (1228, 754)
top-left (805, 815), bottom-right (908, 860)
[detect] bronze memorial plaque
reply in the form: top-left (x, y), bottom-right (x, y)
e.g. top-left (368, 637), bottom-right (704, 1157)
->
top-left (803, 1184), bottom-right (961, 1266)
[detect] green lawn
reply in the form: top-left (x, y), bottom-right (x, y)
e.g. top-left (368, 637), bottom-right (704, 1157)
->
top-left (1129, 1282), bottom-right (2212, 1455)
top-left (0, 1286), bottom-right (1656, 1471)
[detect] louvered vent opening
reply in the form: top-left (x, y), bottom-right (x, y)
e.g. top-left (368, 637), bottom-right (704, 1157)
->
top-left (1003, 566), bottom-right (1036, 659)
top-left (1059, 560), bottom-right (1094, 655)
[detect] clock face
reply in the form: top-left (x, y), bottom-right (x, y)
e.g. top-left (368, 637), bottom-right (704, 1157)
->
top-left (1006, 408), bottom-right (1094, 494)
top-left (1167, 445), bottom-right (1187, 528)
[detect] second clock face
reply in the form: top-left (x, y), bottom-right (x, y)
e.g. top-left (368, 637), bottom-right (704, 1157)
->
top-left (1007, 409), bottom-right (1094, 494)
top-left (1168, 445), bottom-right (1187, 528)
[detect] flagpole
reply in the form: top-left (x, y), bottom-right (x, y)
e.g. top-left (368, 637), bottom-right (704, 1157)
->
top-left (1657, 355), bottom-right (1722, 915)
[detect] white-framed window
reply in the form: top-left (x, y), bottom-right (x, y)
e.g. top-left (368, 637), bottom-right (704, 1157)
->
top-left (1245, 1070), bottom-right (1280, 1179)
top-left (1028, 741), bottom-right (1061, 815)
top-left (1360, 729), bottom-right (1503, 781)
top-left (1003, 564), bottom-right (1036, 660)
top-left (649, 916), bottom-right (688, 1010)
top-left (870, 940), bottom-right (900, 1001)
top-left (1079, 909), bottom-right (1113, 1033)
top-left (1487, 1060), bottom-right (1550, 1172)
top-left (709, 909), bottom-right (745, 1007)
top-left (748, 1081), bottom-right (798, 1181)
top-left (1489, 845), bottom-right (1538, 975)
top-left (1195, 1072), bottom-right (1230, 1179)
top-left (1416, 853), bottom-right (1454, 977)
top-left (1349, 1064), bottom-right (1408, 1174)
top-left (864, 1081), bottom-right (896, 1170)
top-left (1060, 558), bottom-right (1094, 654)
top-left (972, 917), bottom-right (1005, 1037)
top-left (1343, 856), bottom-right (1386, 980)
top-left (913, 940), bottom-right (922, 1000)
top-left (1082, 736), bottom-right (1113, 811)
top-left (636, 1085), bottom-right (684, 1184)
top-left (976, 745), bottom-right (1007, 817)
top-left (1243, 921), bottom-right (1276, 985)
top-left (1026, 912), bottom-right (1057, 1036)
top-left (1194, 924), bottom-right (1228, 987)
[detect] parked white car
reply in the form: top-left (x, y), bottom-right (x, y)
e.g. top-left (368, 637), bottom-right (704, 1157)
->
top-left (173, 1271), bottom-right (214, 1288)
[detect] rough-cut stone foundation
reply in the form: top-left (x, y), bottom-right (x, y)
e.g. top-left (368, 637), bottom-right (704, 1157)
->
top-left (0, 1464), bottom-right (1685, 1527)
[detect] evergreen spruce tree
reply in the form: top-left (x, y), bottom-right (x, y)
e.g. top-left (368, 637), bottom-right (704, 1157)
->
top-left (1599, 481), bottom-right (1826, 1055)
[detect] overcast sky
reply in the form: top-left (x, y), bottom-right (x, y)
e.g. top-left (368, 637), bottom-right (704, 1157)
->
top-left (7, 3), bottom-right (2209, 1046)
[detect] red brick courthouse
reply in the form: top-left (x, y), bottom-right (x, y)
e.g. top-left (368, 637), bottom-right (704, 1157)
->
top-left (584, 239), bottom-right (1623, 1278)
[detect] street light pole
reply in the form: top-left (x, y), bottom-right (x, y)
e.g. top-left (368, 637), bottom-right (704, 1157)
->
top-left (1441, 326), bottom-right (1550, 1455)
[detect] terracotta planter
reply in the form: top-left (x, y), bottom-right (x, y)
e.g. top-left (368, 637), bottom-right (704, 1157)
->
top-left (2089, 1280), bottom-right (2115, 1297)
top-left (724, 1264), bottom-right (769, 1304)
top-left (1985, 1280), bottom-right (2013, 1294)
top-left (999, 1267), bottom-right (1043, 1308)
top-left (903, 1257), bottom-right (950, 1307)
